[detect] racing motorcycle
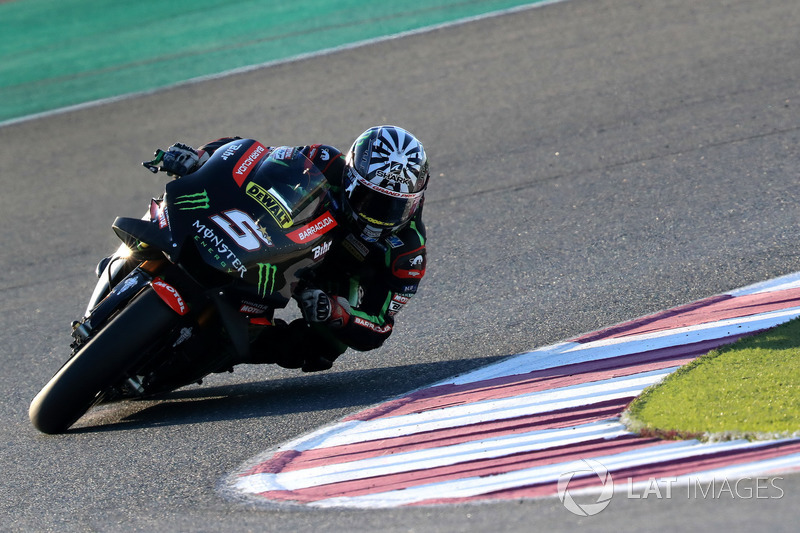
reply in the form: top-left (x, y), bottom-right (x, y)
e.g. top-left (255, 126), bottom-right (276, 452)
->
top-left (29, 140), bottom-right (340, 434)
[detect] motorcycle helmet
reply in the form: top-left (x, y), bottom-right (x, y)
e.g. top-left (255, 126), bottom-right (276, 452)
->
top-left (342, 125), bottom-right (429, 242)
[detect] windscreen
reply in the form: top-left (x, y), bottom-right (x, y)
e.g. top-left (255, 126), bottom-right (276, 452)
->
top-left (246, 146), bottom-right (329, 227)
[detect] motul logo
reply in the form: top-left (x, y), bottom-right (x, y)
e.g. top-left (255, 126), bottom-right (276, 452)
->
top-left (151, 278), bottom-right (188, 315)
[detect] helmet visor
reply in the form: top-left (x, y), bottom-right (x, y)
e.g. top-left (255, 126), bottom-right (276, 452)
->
top-left (347, 174), bottom-right (423, 228)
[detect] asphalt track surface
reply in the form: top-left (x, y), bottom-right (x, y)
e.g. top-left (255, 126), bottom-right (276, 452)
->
top-left (1, 0), bottom-right (799, 531)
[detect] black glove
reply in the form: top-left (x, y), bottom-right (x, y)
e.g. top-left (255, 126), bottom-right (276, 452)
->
top-left (298, 289), bottom-right (351, 328)
top-left (161, 143), bottom-right (205, 176)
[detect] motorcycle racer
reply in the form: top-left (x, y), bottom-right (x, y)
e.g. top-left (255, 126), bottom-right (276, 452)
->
top-left (159, 126), bottom-right (429, 372)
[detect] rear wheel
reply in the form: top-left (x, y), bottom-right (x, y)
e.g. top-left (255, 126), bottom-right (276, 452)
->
top-left (29, 288), bottom-right (177, 434)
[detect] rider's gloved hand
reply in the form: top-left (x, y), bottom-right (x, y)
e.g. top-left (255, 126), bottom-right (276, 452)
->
top-left (298, 289), bottom-right (351, 328)
top-left (161, 143), bottom-right (208, 176)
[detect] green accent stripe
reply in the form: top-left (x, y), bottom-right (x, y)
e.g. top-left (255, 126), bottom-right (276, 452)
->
top-left (0, 0), bottom-right (554, 123)
top-left (410, 220), bottom-right (425, 245)
top-left (347, 277), bottom-right (390, 326)
top-left (349, 305), bottom-right (389, 327)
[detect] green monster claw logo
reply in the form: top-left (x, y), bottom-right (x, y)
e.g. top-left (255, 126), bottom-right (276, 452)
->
top-left (174, 190), bottom-right (210, 210)
top-left (257, 263), bottom-right (278, 297)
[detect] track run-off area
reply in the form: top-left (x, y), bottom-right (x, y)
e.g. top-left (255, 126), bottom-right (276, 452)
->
top-left (227, 273), bottom-right (800, 509)
top-left (0, 0), bottom-right (562, 125)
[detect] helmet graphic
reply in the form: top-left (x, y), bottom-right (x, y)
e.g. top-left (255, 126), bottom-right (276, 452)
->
top-left (342, 125), bottom-right (429, 242)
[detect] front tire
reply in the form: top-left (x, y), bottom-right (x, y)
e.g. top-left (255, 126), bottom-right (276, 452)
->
top-left (29, 288), bottom-right (177, 434)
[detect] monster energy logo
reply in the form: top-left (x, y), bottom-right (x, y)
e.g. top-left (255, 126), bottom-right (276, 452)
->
top-left (174, 190), bottom-right (210, 210)
top-left (257, 263), bottom-right (277, 297)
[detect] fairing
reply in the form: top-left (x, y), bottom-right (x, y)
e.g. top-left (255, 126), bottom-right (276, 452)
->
top-left (134, 140), bottom-right (340, 307)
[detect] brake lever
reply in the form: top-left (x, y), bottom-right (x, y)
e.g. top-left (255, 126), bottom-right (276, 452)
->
top-left (142, 149), bottom-right (167, 174)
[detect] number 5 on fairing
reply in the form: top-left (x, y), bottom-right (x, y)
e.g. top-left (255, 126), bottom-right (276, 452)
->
top-left (209, 209), bottom-right (273, 251)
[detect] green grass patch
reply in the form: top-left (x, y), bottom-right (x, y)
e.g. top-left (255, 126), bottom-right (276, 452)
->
top-left (623, 318), bottom-right (800, 441)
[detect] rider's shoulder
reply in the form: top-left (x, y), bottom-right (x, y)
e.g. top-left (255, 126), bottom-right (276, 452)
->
top-left (301, 145), bottom-right (344, 167)
top-left (383, 213), bottom-right (425, 258)
top-left (388, 217), bottom-right (425, 250)
top-left (382, 224), bottom-right (426, 289)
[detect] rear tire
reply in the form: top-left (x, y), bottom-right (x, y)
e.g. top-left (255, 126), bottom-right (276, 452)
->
top-left (29, 288), bottom-right (177, 434)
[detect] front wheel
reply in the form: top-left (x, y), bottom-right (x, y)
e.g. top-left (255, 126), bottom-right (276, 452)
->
top-left (29, 288), bottom-right (177, 434)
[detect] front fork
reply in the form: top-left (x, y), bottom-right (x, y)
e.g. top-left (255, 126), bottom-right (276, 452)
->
top-left (71, 259), bottom-right (167, 351)
top-left (74, 254), bottom-right (254, 370)
top-left (85, 243), bottom-right (138, 316)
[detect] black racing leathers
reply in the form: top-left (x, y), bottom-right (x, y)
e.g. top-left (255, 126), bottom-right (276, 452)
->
top-left (197, 137), bottom-right (426, 371)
